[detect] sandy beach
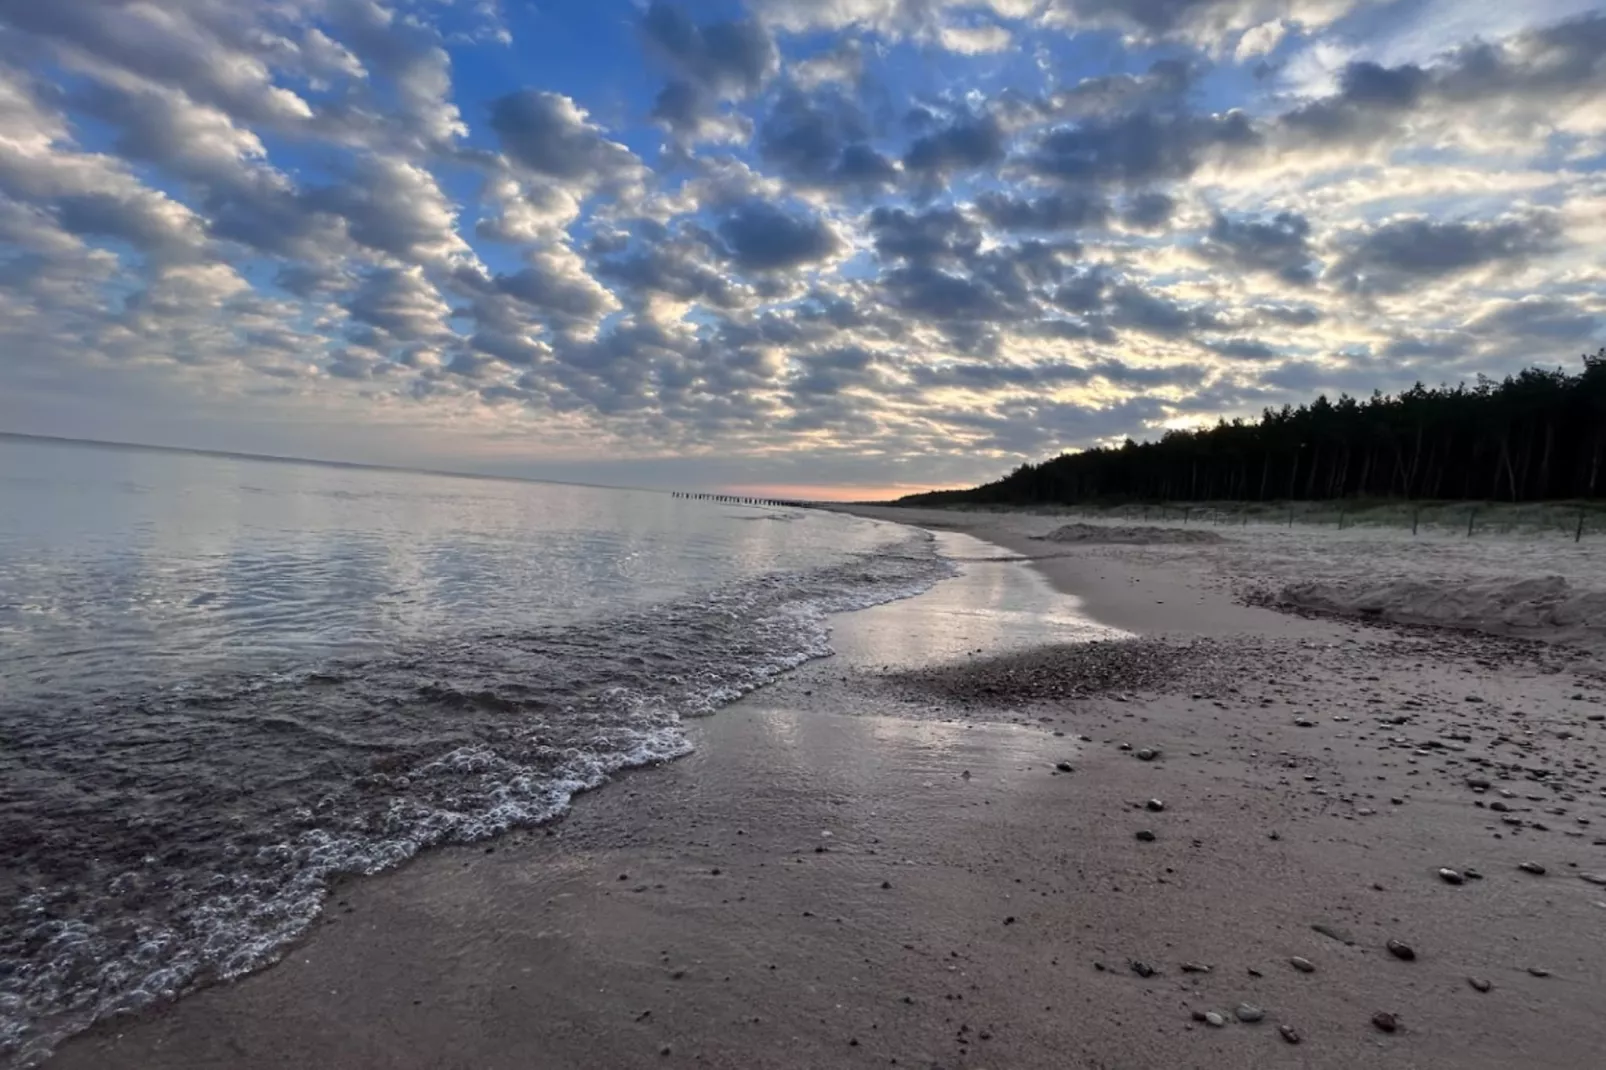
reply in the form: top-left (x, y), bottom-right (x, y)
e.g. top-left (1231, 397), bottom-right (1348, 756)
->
top-left (48, 508), bottom-right (1606, 1069)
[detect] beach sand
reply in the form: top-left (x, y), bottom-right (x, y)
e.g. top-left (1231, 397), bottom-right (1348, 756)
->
top-left (49, 511), bottom-right (1606, 1069)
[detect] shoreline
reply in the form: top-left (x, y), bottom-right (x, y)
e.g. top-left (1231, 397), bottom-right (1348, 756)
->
top-left (48, 512), bottom-right (1606, 1069)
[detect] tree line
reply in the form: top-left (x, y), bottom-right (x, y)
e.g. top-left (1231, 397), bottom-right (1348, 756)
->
top-left (901, 349), bottom-right (1606, 507)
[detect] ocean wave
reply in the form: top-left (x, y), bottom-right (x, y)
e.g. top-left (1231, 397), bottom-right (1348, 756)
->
top-left (0, 531), bottom-right (954, 1067)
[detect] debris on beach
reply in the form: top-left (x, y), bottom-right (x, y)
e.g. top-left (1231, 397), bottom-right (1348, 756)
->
top-left (1030, 523), bottom-right (1226, 546)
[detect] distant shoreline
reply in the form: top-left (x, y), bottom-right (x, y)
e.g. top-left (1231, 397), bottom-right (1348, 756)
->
top-left (0, 430), bottom-right (646, 496)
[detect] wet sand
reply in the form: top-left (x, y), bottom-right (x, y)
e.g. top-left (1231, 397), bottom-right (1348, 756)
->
top-left (49, 521), bottom-right (1606, 1068)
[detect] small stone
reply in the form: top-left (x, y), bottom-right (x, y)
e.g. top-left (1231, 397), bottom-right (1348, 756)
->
top-left (1180, 962), bottom-right (1212, 973)
top-left (1490, 800), bottom-right (1510, 812)
top-left (881, 880), bottom-right (892, 889)
top-left (1580, 873), bottom-right (1606, 886)
top-left (1137, 747), bottom-right (1159, 761)
top-left (1466, 777), bottom-right (1491, 790)
top-left (1386, 939), bottom-right (1416, 961)
top-left (1130, 960), bottom-right (1156, 978)
top-left (1056, 761), bottom-right (1073, 772)
top-left (1295, 717), bottom-right (1314, 727)
top-left (1135, 829), bottom-right (1156, 842)
top-left (1290, 956), bottom-right (1315, 973)
top-left (1279, 1025), bottom-right (1302, 1045)
top-left (1146, 798), bottom-right (1165, 812)
top-left (1528, 966), bottom-right (1551, 978)
top-left (1519, 861), bottom-right (1546, 875)
top-left (659, 1044), bottom-right (673, 1056)
top-left (1372, 1011), bottom-right (1399, 1033)
top-left (1469, 977), bottom-right (1492, 993)
top-left (1235, 1003), bottom-right (1265, 1023)
top-left (1204, 1011), bottom-right (1226, 1028)
top-left (1438, 868), bottom-right (1465, 885)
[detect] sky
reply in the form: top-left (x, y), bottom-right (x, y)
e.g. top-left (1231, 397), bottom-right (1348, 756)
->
top-left (0, 1), bottom-right (1603, 499)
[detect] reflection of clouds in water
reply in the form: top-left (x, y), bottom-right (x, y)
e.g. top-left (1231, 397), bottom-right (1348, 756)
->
top-left (830, 531), bottom-right (1128, 671)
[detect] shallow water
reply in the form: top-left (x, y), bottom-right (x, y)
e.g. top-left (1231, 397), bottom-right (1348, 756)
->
top-left (0, 437), bottom-right (951, 1066)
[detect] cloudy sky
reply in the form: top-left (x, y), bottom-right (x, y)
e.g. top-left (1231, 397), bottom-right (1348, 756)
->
top-left (1, 0), bottom-right (1603, 498)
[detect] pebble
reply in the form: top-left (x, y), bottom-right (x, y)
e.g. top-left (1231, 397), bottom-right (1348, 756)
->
top-left (1145, 799), bottom-right (1165, 812)
top-left (1528, 966), bottom-right (1551, 978)
top-left (1294, 717), bottom-right (1314, 727)
top-left (1372, 1011), bottom-right (1399, 1033)
top-left (1180, 962), bottom-right (1212, 973)
top-left (1135, 829), bottom-right (1156, 842)
top-left (1055, 761), bottom-right (1073, 773)
top-left (1130, 960), bottom-right (1157, 978)
top-left (1386, 939), bottom-right (1416, 961)
top-left (1279, 1025), bottom-right (1302, 1045)
top-left (1581, 873), bottom-right (1606, 886)
top-left (1438, 867), bottom-right (1465, 885)
top-left (1137, 747), bottom-right (1159, 761)
top-left (1204, 1011), bottom-right (1226, 1027)
top-left (1469, 977), bottom-right (1492, 993)
top-left (1235, 1003), bottom-right (1265, 1023)
top-left (1290, 956), bottom-right (1315, 973)
top-left (1519, 861), bottom-right (1546, 876)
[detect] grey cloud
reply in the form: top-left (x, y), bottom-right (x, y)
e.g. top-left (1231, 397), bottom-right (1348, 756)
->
top-left (642, 2), bottom-right (778, 98)
top-left (300, 155), bottom-right (468, 265)
top-left (1282, 13), bottom-right (1606, 148)
top-left (1109, 283), bottom-right (1224, 337)
top-left (867, 206), bottom-right (981, 264)
top-left (1465, 298), bottom-right (1600, 343)
top-left (903, 113), bottom-right (1006, 177)
top-left (973, 190), bottom-right (1109, 231)
top-left (595, 236), bottom-right (748, 310)
top-left (489, 90), bottom-right (640, 184)
top-left (345, 265), bottom-right (451, 341)
top-left (716, 201), bottom-right (840, 272)
top-left (53, 191), bottom-right (206, 263)
top-left (1205, 337), bottom-right (1280, 361)
top-left (496, 266), bottom-right (615, 326)
top-left (758, 90), bottom-right (897, 190)
top-left (1121, 191), bottom-right (1175, 231)
top-left (0, 0), bottom-right (312, 126)
top-left (1027, 110), bottom-right (1257, 188)
top-left (1198, 210), bottom-right (1316, 286)
top-left (642, 2), bottom-right (777, 138)
top-left (1326, 214), bottom-right (1563, 294)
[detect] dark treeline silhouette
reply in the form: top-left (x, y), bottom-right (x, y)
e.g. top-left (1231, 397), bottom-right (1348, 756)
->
top-left (902, 350), bottom-right (1606, 507)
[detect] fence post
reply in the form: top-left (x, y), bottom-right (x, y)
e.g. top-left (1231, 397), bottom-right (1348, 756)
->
top-left (1467, 506), bottom-right (1477, 538)
top-left (1578, 509), bottom-right (1586, 544)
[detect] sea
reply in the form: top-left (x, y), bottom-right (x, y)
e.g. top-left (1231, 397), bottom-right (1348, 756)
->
top-left (0, 435), bottom-right (953, 1065)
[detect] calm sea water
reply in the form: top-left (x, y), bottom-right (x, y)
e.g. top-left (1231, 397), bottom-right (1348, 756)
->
top-left (0, 436), bottom-right (950, 1065)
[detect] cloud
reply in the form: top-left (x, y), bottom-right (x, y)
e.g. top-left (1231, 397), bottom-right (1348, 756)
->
top-left (716, 201), bottom-right (841, 272)
top-left (1198, 210), bottom-right (1317, 285)
top-left (974, 190), bottom-right (1110, 231)
top-left (903, 112), bottom-right (1007, 178)
top-left (489, 90), bottom-right (643, 187)
top-left (758, 90), bottom-right (898, 190)
top-left (938, 24), bottom-right (1014, 54)
top-left (1326, 213), bottom-right (1564, 293)
top-left (1026, 110), bottom-right (1258, 188)
top-left (642, 2), bottom-right (777, 140)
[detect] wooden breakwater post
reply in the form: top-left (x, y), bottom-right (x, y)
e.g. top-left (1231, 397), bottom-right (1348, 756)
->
top-left (1578, 508), bottom-right (1587, 544)
top-left (1467, 506), bottom-right (1477, 538)
top-left (1411, 507), bottom-right (1419, 537)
